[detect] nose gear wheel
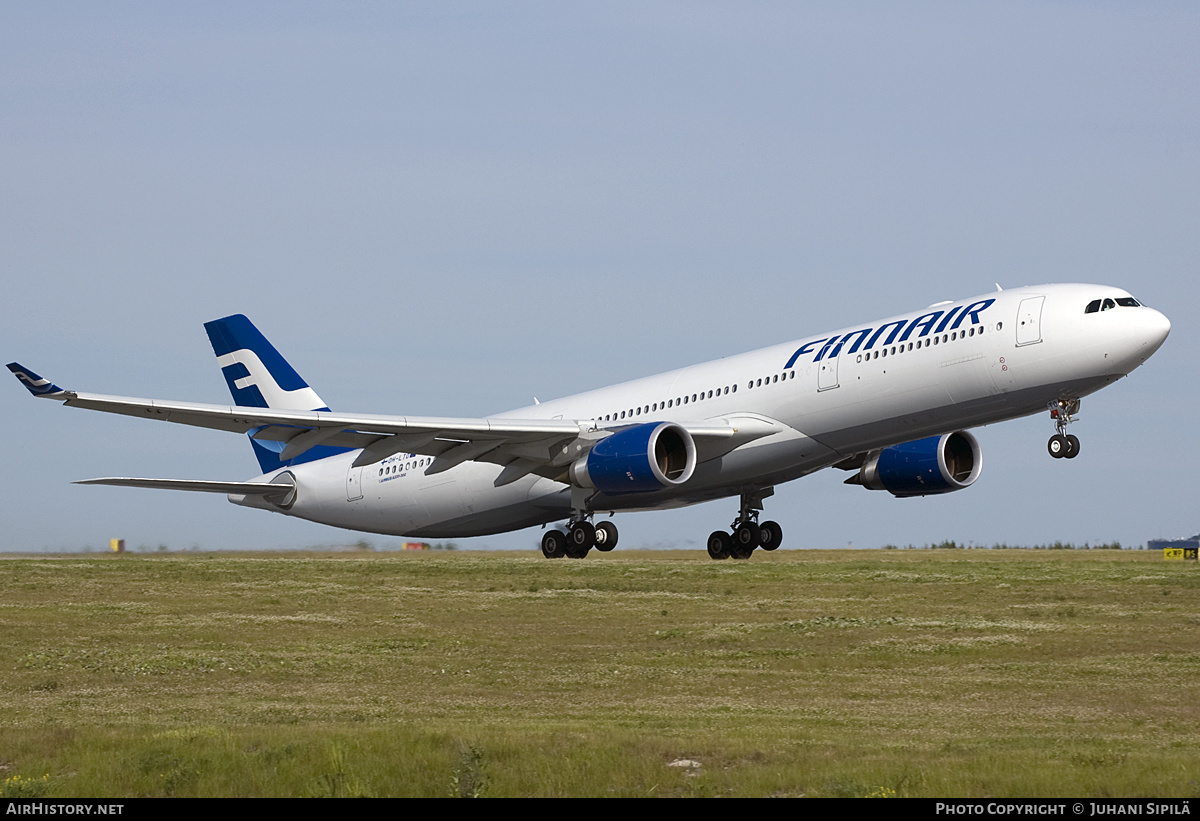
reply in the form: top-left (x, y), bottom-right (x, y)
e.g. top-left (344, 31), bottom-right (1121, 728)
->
top-left (1047, 399), bottom-right (1081, 459)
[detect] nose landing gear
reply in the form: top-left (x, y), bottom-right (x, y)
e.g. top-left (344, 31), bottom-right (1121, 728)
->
top-left (1047, 399), bottom-right (1081, 459)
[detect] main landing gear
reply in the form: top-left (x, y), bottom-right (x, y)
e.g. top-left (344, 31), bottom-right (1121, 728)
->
top-left (541, 516), bottom-right (618, 559)
top-left (707, 488), bottom-right (783, 561)
top-left (541, 488), bottom-right (784, 561)
top-left (1047, 398), bottom-right (1081, 460)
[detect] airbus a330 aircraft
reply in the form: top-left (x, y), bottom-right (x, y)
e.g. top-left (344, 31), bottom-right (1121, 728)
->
top-left (9, 283), bottom-right (1169, 559)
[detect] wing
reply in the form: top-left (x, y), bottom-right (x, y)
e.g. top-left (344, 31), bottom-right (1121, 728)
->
top-left (9, 363), bottom-right (751, 486)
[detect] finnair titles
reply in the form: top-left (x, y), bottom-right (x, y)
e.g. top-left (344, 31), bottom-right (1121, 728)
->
top-left (9, 283), bottom-right (1169, 559)
top-left (785, 298), bottom-right (995, 367)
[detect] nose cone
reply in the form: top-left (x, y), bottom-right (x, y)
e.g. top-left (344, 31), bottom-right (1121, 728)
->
top-left (1103, 304), bottom-right (1171, 377)
top-left (1141, 307), bottom-right (1171, 358)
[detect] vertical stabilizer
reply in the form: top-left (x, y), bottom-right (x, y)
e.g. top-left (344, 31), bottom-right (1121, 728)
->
top-left (204, 314), bottom-right (350, 473)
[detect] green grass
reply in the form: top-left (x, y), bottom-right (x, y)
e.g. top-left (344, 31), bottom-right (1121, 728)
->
top-left (1, 549), bottom-right (1197, 796)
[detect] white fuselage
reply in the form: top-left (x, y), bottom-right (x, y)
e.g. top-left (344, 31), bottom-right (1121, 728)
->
top-left (236, 284), bottom-right (1169, 537)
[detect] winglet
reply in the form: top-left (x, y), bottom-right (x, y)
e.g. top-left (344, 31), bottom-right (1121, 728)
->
top-left (7, 363), bottom-right (67, 398)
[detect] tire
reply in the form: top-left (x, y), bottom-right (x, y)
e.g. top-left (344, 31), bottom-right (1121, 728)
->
top-left (733, 521), bottom-right (760, 551)
top-left (569, 521), bottom-right (595, 549)
top-left (594, 521), bottom-right (618, 552)
top-left (1047, 435), bottom-right (1066, 458)
top-left (707, 530), bottom-right (732, 561)
top-left (1064, 434), bottom-right (1080, 459)
top-left (759, 521), bottom-right (783, 551)
top-left (541, 530), bottom-right (566, 559)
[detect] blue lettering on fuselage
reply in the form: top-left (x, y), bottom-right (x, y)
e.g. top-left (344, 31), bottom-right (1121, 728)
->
top-left (935, 305), bottom-right (963, 333)
top-left (952, 300), bottom-right (993, 330)
top-left (784, 338), bottom-right (829, 368)
top-left (786, 299), bottom-right (995, 367)
top-left (825, 328), bottom-right (870, 359)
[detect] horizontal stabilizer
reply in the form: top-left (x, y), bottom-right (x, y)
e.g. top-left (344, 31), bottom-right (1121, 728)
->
top-left (75, 477), bottom-right (295, 499)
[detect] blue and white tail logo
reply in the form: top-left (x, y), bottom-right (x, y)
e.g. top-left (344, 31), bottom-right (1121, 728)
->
top-left (6, 363), bottom-right (64, 397)
top-left (204, 314), bottom-right (350, 473)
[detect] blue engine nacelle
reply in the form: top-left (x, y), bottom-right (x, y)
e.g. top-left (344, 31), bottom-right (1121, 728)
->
top-left (570, 422), bottom-right (697, 495)
top-left (855, 431), bottom-right (982, 497)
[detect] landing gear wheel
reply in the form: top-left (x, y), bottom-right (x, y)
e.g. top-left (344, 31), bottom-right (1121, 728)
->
top-left (569, 521), bottom-right (595, 551)
top-left (594, 521), bottom-right (618, 552)
top-left (733, 521), bottom-right (761, 552)
top-left (1047, 434), bottom-right (1067, 459)
top-left (541, 530), bottom-right (566, 559)
top-left (707, 530), bottom-right (732, 561)
top-left (1064, 434), bottom-right (1080, 459)
top-left (565, 521), bottom-right (593, 559)
top-left (759, 520), bottom-right (783, 551)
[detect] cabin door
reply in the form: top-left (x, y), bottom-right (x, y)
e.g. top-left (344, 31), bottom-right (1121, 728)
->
top-left (817, 356), bottom-right (840, 391)
top-left (1016, 296), bottom-right (1045, 346)
top-left (346, 465), bottom-right (364, 501)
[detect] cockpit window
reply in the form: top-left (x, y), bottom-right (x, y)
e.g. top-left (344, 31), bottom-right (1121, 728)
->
top-left (1087, 296), bottom-right (1143, 314)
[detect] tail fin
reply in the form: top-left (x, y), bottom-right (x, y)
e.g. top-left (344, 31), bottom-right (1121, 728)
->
top-left (204, 314), bottom-right (350, 473)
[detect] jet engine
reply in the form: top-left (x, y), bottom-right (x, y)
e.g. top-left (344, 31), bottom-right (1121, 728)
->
top-left (851, 431), bottom-right (982, 497)
top-left (570, 422), bottom-right (697, 495)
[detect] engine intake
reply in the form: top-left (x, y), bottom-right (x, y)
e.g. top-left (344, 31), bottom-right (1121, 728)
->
top-left (854, 431), bottom-right (982, 497)
top-left (570, 422), bottom-right (697, 495)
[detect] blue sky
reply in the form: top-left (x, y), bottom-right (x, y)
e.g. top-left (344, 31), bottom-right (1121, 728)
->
top-left (3, 2), bottom-right (1197, 551)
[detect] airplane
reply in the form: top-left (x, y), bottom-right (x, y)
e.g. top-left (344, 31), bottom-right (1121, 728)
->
top-left (8, 283), bottom-right (1170, 560)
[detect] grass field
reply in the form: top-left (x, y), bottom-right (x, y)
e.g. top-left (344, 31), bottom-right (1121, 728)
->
top-left (1, 549), bottom-right (1197, 797)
